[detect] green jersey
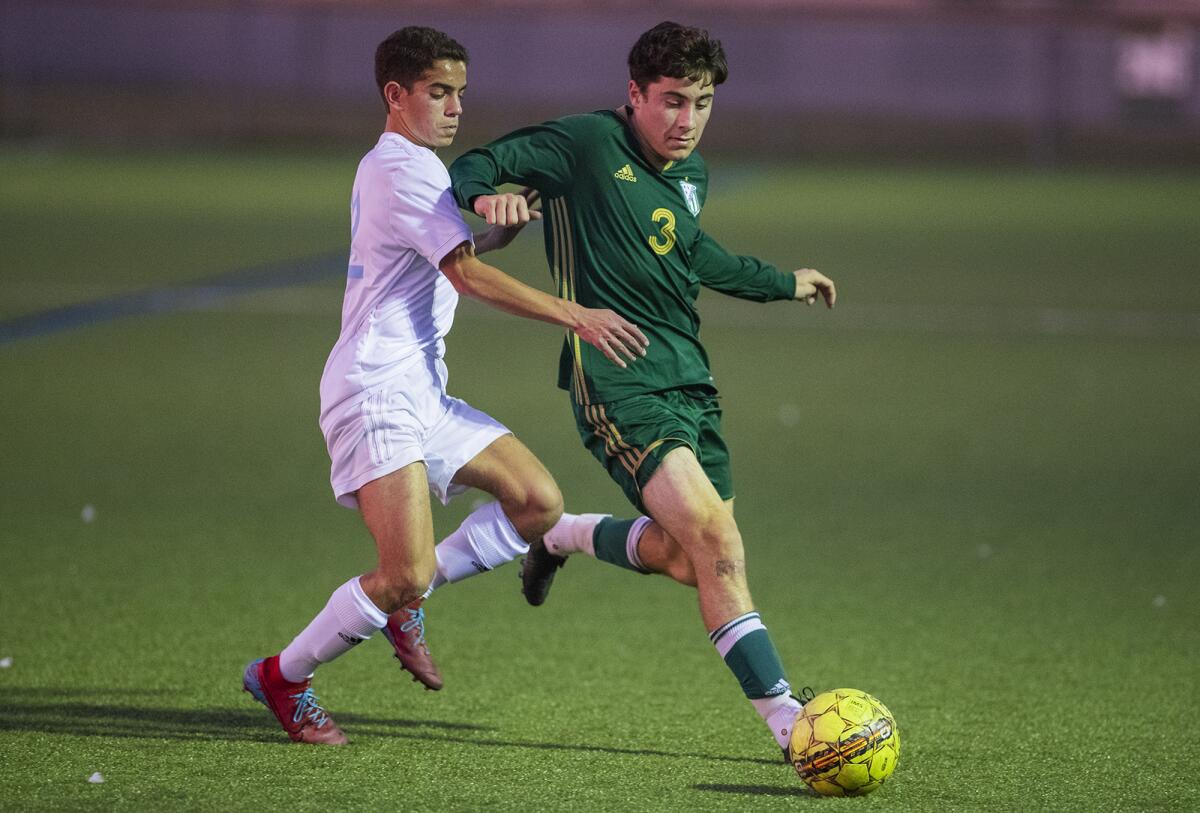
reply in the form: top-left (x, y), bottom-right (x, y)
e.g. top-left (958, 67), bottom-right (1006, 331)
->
top-left (450, 109), bottom-right (796, 404)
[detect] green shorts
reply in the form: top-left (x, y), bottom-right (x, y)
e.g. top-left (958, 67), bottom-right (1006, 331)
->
top-left (571, 386), bottom-right (733, 513)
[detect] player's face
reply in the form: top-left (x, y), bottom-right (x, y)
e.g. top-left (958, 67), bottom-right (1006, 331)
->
top-left (386, 59), bottom-right (467, 150)
top-left (627, 75), bottom-right (715, 165)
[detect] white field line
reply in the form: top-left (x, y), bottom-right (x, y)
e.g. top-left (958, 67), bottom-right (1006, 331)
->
top-left (195, 290), bottom-right (1200, 341)
top-left (8, 282), bottom-right (1197, 342)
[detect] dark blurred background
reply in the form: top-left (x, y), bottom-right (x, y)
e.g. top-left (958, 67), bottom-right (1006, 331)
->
top-left (3, 0), bottom-right (1199, 164)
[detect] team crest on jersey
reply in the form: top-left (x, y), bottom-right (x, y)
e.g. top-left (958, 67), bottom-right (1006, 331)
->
top-left (679, 180), bottom-right (701, 216)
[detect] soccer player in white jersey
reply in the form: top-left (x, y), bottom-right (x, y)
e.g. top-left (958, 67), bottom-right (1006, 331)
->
top-left (242, 26), bottom-right (648, 745)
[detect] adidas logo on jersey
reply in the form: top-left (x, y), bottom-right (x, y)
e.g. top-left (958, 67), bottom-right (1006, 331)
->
top-left (613, 164), bottom-right (638, 183)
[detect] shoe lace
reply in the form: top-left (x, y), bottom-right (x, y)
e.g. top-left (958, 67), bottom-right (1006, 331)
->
top-left (290, 687), bottom-right (331, 729)
top-left (792, 686), bottom-right (816, 706)
top-left (399, 606), bottom-right (427, 647)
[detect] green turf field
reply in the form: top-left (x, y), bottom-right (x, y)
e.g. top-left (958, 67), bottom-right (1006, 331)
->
top-left (1, 144), bottom-right (1198, 810)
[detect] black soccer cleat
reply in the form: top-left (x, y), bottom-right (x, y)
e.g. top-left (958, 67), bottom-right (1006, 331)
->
top-left (520, 539), bottom-right (567, 606)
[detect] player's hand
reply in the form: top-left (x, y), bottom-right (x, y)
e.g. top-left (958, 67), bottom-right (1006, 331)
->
top-left (573, 307), bottom-right (649, 369)
top-left (794, 268), bottom-right (836, 308)
top-left (473, 190), bottom-right (543, 227)
top-left (478, 189), bottom-right (540, 251)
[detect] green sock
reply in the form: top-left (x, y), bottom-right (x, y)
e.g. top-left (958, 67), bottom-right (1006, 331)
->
top-left (710, 613), bottom-right (790, 699)
top-left (592, 517), bottom-right (652, 573)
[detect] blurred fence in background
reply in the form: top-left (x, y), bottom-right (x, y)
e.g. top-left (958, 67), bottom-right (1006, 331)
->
top-left (2, 0), bottom-right (1198, 163)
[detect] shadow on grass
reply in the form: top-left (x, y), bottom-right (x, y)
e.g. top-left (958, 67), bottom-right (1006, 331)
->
top-left (0, 688), bottom-right (493, 744)
top-left (374, 729), bottom-right (781, 766)
top-left (1, 686), bottom-right (780, 766)
top-left (4, 687), bottom-right (170, 698)
top-left (694, 783), bottom-right (816, 798)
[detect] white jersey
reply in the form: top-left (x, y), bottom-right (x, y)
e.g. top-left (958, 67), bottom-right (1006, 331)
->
top-left (319, 132), bottom-right (472, 421)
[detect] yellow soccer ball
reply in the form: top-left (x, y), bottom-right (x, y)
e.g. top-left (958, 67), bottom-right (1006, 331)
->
top-left (788, 688), bottom-right (900, 796)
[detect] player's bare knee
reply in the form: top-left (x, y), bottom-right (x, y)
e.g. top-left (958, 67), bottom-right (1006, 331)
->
top-left (506, 476), bottom-right (563, 540)
top-left (689, 511), bottom-right (743, 559)
top-left (371, 562), bottom-right (434, 613)
top-left (530, 477), bottom-right (564, 533)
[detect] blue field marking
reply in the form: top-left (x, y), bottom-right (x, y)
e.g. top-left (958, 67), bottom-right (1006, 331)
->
top-left (0, 251), bottom-right (345, 346)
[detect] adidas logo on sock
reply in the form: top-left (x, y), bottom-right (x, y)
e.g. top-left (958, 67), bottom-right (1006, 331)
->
top-left (765, 679), bottom-right (792, 697)
top-left (338, 632), bottom-right (364, 646)
top-left (613, 164), bottom-right (638, 182)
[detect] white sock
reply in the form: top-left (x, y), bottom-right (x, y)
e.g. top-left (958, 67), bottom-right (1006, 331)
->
top-left (753, 693), bottom-right (805, 750)
top-left (429, 501), bottom-right (529, 590)
top-left (543, 512), bottom-right (609, 557)
top-left (278, 576), bottom-right (388, 683)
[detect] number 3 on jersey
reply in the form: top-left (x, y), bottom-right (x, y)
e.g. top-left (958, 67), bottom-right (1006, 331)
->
top-left (648, 208), bottom-right (677, 256)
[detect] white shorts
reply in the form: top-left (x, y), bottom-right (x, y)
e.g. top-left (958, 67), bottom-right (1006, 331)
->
top-left (321, 358), bottom-right (510, 510)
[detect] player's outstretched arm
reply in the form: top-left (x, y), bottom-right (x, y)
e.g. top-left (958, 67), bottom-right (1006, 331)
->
top-left (793, 268), bottom-right (836, 308)
top-left (472, 189), bottom-right (541, 255)
top-left (692, 230), bottom-right (801, 304)
top-left (438, 242), bottom-right (648, 368)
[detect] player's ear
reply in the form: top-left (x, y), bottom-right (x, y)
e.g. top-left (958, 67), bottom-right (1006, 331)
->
top-left (384, 81), bottom-right (408, 111)
top-left (627, 79), bottom-right (643, 108)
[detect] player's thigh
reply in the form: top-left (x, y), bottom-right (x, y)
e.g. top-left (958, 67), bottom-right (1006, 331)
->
top-left (356, 460), bottom-right (437, 577)
top-left (641, 445), bottom-right (740, 558)
top-left (451, 433), bottom-right (562, 514)
top-left (572, 391), bottom-right (704, 513)
top-left (421, 395), bottom-right (511, 506)
top-left (322, 383), bottom-right (432, 510)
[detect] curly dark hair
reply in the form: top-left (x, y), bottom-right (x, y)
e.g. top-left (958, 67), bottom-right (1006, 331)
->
top-left (374, 27), bottom-right (469, 110)
top-left (628, 21), bottom-right (728, 91)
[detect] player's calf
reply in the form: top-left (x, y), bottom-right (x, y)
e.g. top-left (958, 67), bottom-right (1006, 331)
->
top-left (633, 521), bottom-right (697, 586)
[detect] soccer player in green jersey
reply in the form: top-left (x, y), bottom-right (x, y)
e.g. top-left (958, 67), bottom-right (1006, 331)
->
top-left (449, 21), bottom-right (836, 753)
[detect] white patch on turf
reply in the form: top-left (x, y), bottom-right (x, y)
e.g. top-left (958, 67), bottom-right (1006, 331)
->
top-left (0, 657), bottom-right (11, 668)
top-left (1152, 595), bottom-right (1167, 608)
top-left (81, 504), bottom-right (96, 523)
top-left (88, 773), bottom-right (104, 784)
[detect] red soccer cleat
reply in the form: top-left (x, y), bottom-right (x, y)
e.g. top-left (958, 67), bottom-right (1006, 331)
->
top-left (242, 655), bottom-right (348, 745)
top-left (382, 599), bottom-right (443, 691)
